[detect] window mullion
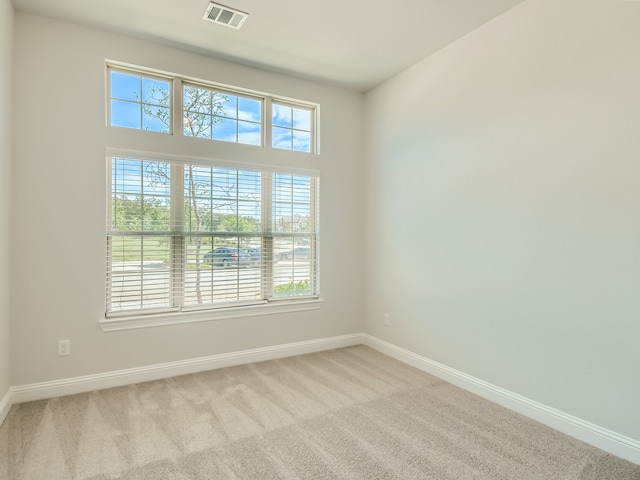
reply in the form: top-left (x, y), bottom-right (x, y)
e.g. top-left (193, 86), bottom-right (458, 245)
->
top-left (174, 78), bottom-right (183, 137)
top-left (261, 172), bottom-right (273, 298)
top-left (312, 105), bottom-right (318, 154)
top-left (310, 177), bottom-right (319, 294)
top-left (171, 162), bottom-right (185, 309)
top-left (138, 76), bottom-right (144, 132)
top-left (105, 159), bottom-right (113, 314)
top-left (264, 97), bottom-right (272, 150)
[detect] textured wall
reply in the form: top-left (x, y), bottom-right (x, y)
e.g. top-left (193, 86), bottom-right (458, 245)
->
top-left (11, 13), bottom-right (364, 385)
top-left (364, 0), bottom-right (640, 441)
top-left (0, 0), bottom-right (14, 404)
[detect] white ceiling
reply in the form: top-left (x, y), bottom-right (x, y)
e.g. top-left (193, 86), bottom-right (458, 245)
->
top-left (11, 0), bottom-right (526, 91)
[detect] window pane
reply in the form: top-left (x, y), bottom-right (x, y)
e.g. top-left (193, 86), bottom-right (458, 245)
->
top-left (109, 68), bottom-right (171, 133)
top-left (182, 84), bottom-right (263, 146)
top-left (238, 170), bottom-right (262, 231)
top-left (219, 94), bottom-right (238, 118)
top-left (107, 235), bottom-right (173, 312)
top-left (111, 100), bottom-right (141, 129)
top-left (293, 107), bottom-right (311, 131)
top-left (272, 104), bottom-right (292, 128)
top-left (111, 158), bottom-right (171, 231)
top-left (184, 112), bottom-right (212, 138)
top-left (184, 168), bottom-right (262, 234)
top-left (273, 174), bottom-right (314, 236)
top-left (184, 236), bottom-right (262, 306)
top-left (143, 107), bottom-right (170, 133)
top-left (212, 117), bottom-right (237, 142)
top-left (184, 86), bottom-right (212, 114)
top-left (272, 103), bottom-right (313, 152)
top-left (238, 121), bottom-right (261, 146)
top-left (142, 78), bottom-right (170, 106)
top-left (293, 131), bottom-right (311, 152)
top-left (272, 126), bottom-right (292, 150)
top-left (238, 97), bottom-right (261, 122)
top-left (273, 237), bottom-right (312, 298)
top-left (111, 72), bottom-right (140, 101)
top-left (184, 164), bottom-right (213, 232)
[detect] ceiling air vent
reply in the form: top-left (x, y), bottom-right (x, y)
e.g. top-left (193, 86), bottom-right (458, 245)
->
top-left (203, 2), bottom-right (249, 30)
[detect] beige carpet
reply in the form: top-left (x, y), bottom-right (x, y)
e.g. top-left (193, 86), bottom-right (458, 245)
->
top-left (1, 346), bottom-right (639, 479)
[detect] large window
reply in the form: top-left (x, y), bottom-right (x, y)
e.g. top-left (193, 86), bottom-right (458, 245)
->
top-left (107, 157), bottom-right (319, 317)
top-left (105, 64), bottom-right (320, 326)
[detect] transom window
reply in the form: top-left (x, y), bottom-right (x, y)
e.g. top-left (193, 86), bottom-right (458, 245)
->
top-left (183, 83), bottom-right (262, 145)
top-left (109, 68), bottom-right (172, 133)
top-left (106, 64), bottom-right (318, 153)
top-left (272, 102), bottom-right (313, 152)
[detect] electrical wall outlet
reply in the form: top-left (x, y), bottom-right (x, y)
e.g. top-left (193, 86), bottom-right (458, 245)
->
top-left (384, 313), bottom-right (390, 326)
top-left (58, 340), bottom-right (70, 356)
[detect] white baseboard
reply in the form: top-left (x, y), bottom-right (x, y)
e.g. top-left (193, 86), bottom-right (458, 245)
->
top-left (9, 333), bottom-right (364, 406)
top-left (0, 387), bottom-right (12, 427)
top-left (362, 334), bottom-right (640, 466)
top-left (5, 332), bottom-right (640, 467)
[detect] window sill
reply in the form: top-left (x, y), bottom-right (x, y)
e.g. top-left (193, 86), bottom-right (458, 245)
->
top-left (100, 298), bottom-right (324, 332)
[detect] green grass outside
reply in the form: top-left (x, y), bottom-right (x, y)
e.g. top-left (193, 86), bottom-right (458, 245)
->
top-left (109, 237), bottom-right (244, 264)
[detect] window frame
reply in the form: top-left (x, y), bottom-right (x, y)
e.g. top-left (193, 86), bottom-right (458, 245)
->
top-left (104, 63), bottom-right (322, 331)
top-left (107, 65), bottom-right (174, 134)
top-left (271, 101), bottom-right (316, 153)
top-left (103, 152), bottom-right (321, 331)
top-left (182, 81), bottom-right (265, 146)
top-left (106, 62), bottom-right (320, 154)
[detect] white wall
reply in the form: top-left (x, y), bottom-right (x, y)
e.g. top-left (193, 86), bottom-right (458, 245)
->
top-left (11, 13), bottom-right (364, 385)
top-left (0, 0), bottom-right (14, 404)
top-left (364, 0), bottom-right (640, 442)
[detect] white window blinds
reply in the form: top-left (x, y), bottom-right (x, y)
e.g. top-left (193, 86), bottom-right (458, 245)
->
top-left (107, 156), bottom-right (319, 317)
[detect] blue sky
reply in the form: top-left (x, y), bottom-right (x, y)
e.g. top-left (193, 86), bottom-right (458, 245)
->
top-left (110, 69), bottom-right (312, 152)
top-left (110, 71), bottom-right (170, 132)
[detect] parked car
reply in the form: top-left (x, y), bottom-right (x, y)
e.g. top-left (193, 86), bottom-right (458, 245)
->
top-left (278, 247), bottom-right (311, 261)
top-left (244, 247), bottom-right (262, 266)
top-left (203, 247), bottom-right (252, 268)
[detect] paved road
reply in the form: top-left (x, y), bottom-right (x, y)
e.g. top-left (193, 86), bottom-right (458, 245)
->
top-left (108, 260), bottom-right (311, 311)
